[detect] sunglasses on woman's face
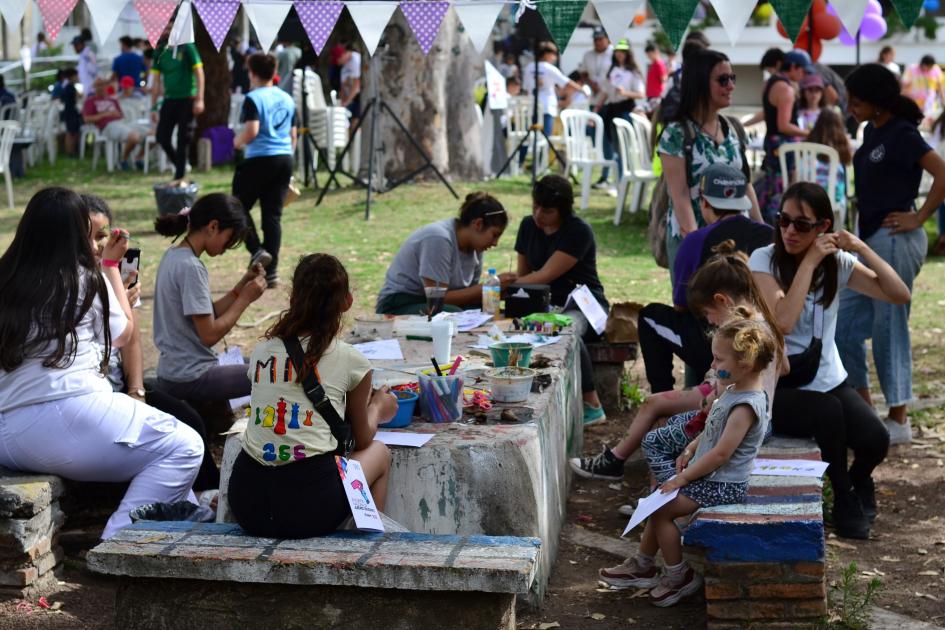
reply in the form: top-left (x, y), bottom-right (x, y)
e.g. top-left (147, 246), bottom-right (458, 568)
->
top-left (715, 73), bottom-right (737, 87)
top-left (777, 212), bottom-right (824, 233)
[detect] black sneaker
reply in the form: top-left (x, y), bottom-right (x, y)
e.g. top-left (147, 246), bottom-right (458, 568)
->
top-left (266, 273), bottom-right (280, 289)
top-left (832, 490), bottom-right (870, 540)
top-left (569, 447), bottom-right (624, 481)
top-left (250, 248), bottom-right (273, 270)
top-left (853, 478), bottom-right (877, 524)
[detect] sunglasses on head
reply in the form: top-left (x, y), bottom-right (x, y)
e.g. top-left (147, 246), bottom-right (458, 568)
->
top-left (776, 213), bottom-right (825, 233)
top-left (715, 73), bottom-right (737, 87)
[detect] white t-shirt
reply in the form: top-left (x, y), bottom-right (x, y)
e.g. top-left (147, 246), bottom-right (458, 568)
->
top-left (605, 67), bottom-right (644, 104)
top-left (522, 61), bottom-right (570, 117)
top-left (341, 52), bottom-right (362, 84)
top-left (580, 46), bottom-right (613, 92)
top-left (749, 245), bottom-right (856, 393)
top-left (0, 272), bottom-right (128, 412)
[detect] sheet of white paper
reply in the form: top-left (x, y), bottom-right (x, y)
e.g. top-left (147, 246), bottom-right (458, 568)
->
top-left (339, 458), bottom-right (385, 532)
top-left (353, 338), bottom-right (405, 361)
top-left (375, 431), bottom-right (435, 448)
top-left (565, 284), bottom-right (608, 335)
top-left (751, 459), bottom-right (829, 478)
top-left (218, 347), bottom-right (251, 410)
top-left (621, 486), bottom-right (680, 537)
top-left (444, 309), bottom-right (494, 332)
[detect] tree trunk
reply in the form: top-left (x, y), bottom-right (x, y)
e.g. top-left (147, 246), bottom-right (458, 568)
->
top-left (192, 10), bottom-right (230, 160)
top-left (368, 10), bottom-right (483, 183)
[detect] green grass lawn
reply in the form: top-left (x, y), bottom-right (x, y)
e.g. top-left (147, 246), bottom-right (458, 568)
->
top-left (2, 160), bottom-right (943, 401)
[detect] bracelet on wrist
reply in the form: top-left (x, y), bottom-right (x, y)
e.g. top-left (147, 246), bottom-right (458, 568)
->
top-left (102, 259), bottom-right (121, 268)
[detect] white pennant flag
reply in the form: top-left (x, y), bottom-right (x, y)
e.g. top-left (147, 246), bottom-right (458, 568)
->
top-left (169, 0), bottom-right (194, 47)
top-left (592, 0), bottom-right (644, 43)
top-left (0, 0), bottom-right (29, 31)
top-left (830, 0), bottom-right (870, 37)
top-left (709, 0), bottom-right (759, 46)
top-left (453, 2), bottom-right (505, 54)
top-left (243, 1), bottom-right (293, 52)
top-left (346, 1), bottom-right (398, 57)
top-left (85, 0), bottom-right (128, 42)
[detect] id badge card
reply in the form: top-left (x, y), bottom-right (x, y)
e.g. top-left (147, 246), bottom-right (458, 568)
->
top-left (336, 457), bottom-right (385, 532)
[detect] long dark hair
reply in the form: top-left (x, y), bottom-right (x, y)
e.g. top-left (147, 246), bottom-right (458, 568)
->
top-left (676, 48), bottom-right (730, 123)
top-left (808, 109), bottom-right (852, 165)
top-left (0, 187), bottom-right (111, 372)
top-left (772, 182), bottom-right (839, 307)
top-left (154, 193), bottom-right (248, 249)
top-left (267, 254), bottom-right (349, 383)
top-left (845, 63), bottom-right (923, 127)
top-left (609, 47), bottom-right (640, 77)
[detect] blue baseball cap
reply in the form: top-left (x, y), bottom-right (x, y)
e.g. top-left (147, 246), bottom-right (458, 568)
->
top-left (783, 49), bottom-right (814, 72)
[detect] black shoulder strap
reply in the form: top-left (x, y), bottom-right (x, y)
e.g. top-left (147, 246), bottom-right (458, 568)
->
top-left (721, 115), bottom-right (751, 180)
top-left (283, 336), bottom-right (353, 458)
top-left (681, 119), bottom-right (697, 188)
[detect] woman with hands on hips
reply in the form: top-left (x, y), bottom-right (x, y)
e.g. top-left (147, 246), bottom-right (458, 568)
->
top-left (836, 64), bottom-right (945, 446)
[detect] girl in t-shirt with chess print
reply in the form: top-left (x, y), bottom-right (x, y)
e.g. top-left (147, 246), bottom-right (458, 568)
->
top-left (599, 319), bottom-right (777, 607)
top-left (152, 194), bottom-right (267, 405)
top-left (229, 254), bottom-right (398, 538)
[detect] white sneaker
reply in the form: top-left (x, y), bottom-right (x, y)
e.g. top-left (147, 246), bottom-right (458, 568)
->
top-left (591, 180), bottom-right (610, 190)
top-left (884, 417), bottom-right (912, 446)
top-left (617, 503), bottom-right (635, 517)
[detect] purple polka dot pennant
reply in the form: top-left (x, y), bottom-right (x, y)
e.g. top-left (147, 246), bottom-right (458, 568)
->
top-left (400, 1), bottom-right (450, 55)
top-left (194, 0), bottom-right (241, 51)
top-left (294, 1), bottom-right (345, 55)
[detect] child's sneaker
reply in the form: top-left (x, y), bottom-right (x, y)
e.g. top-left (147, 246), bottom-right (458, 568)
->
top-left (598, 557), bottom-right (660, 589)
top-left (583, 402), bottom-right (606, 426)
top-left (569, 446), bottom-right (623, 480)
top-left (649, 567), bottom-right (703, 607)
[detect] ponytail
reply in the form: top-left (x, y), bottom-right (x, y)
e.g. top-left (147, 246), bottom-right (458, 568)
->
top-left (716, 318), bottom-right (777, 373)
top-left (458, 192), bottom-right (508, 229)
top-left (890, 94), bottom-right (923, 128)
top-left (845, 63), bottom-right (922, 127)
top-left (154, 193), bottom-right (248, 248)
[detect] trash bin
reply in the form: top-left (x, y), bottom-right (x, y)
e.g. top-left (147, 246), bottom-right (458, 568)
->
top-left (153, 182), bottom-right (199, 216)
top-left (129, 500), bottom-right (214, 523)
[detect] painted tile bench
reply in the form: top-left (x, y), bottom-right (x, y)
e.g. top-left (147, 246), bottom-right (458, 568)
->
top-left (87, 521), bottom-right (541, 630)
top-left (683, 436), bottom-right (827, 629)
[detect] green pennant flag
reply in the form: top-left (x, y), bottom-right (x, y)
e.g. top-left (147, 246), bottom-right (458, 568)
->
top-left (537, 0), bottom-right (587, 53)
top-left (890, 0), bottom-right (924, 28)
top-left (770, 0), bottom-right (814, 43)
top-left (648, 0), bottom-right (700, 51)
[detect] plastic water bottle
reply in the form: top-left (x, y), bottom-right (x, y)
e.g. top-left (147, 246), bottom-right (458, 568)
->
top-left (482, 268), bottom-right (501, 317)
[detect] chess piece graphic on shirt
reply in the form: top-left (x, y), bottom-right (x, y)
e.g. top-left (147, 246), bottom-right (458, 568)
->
top-left (254, 407), bottom-right (262, 424)
top-left (274, 397), bottom-right (288, 435)
top-left (288, 402), bottom-right (300, 429)
top-left (303, 409), bottom-right (314, 426)
top-left (262, 405), bottom-right (275, 427)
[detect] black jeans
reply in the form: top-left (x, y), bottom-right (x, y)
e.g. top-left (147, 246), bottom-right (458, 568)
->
top-left (637, 302), bottom-right (712, 392)
top-left (772, 382), bottom-right (889, 495)
top-left (156, 97), bottom-right (194, 180)
top-left (144, 389), bottom-right (220, 491)
top-left (228, 450), bottom-right (351, 538)
top-left (232, 154), bottom-right (294, 275)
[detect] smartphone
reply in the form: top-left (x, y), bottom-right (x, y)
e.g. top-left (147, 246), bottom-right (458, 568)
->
top-left (121, 248), bottom-right (141, 289)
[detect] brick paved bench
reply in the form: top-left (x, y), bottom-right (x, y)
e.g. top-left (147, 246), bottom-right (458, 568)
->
top-left (683, 437), bottom-right (827, 629)
top-left (87, 521), bottom-right (541, 630)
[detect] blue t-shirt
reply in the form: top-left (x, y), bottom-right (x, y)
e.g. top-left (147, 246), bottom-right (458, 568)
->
top-left (672, 215), bottom-right (773, 308)
top-left (112, 52), bottom-right (146, 85)
top-left (853, 117), bottom-right (931, 239)
top-left (242, 86), bottom-right (296, 159)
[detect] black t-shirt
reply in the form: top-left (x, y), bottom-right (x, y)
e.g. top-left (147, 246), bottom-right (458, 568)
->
top-left (514, 215), bottom-right (607, 308)
top-left (853, 117), bottom-right (931, 239)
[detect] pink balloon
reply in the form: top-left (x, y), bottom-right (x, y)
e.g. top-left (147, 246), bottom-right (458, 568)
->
top-left (838, 24), bottom-right (857, 45)
top-left (860, 13), bottom-right (887, 40)
top-left (866, 0), bottom-right (883, 16)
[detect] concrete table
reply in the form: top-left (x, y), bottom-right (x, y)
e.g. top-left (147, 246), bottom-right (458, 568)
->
top-left (217, 328), bottom-right (583, 602)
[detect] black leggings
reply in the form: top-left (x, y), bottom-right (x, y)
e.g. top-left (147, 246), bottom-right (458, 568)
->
top-left (228, 450), bottom-right (351, 538)
top-left (772, 382), bottom-right (889, 494)
top-left (637, 302), bottom-right (712, 392)
top-left (144, 389), bottom-right (220, 491)
top-left (156, 98), bottom-right (195, 180)
top-left (232, 154), bottom-right (294, 275)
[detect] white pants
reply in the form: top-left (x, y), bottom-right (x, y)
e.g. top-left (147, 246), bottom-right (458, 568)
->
top-left (0, 392), bottom-right (203, 539)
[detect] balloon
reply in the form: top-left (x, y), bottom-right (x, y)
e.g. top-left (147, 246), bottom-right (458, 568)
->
top-left (754, 3), bottom-right (774, 20)
top-left (812, 0), bottom-right (828, 14)
top-left (777, 19), bottom-right (788, 38)
top-left (813, 13), bottom-right (842, 40)
top-left (866, 0), bottom-right (883, 16)
top-left (838, 24), bottom-right (857, 46)
top-left (633, 13), bottom-right (645, 25)
top-left (810, 38), bottom-right (823, 61)
top-left (924, 0), bottom-right (940, 10)
top-left (860, 13), bottom-right (887, 40)
top-left (794, 31), bottom-right (812, 51)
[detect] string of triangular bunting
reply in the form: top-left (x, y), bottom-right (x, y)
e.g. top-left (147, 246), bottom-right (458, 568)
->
top-left (22, 0), bottom-right (929, 58)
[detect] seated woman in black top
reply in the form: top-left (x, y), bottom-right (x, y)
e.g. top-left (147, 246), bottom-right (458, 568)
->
top-left (514, 175), bottom-right (607, 425)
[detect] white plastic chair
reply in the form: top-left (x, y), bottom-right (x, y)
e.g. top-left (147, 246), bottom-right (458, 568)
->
top-left (505, 96), bottom-right (545, 176)
top-left (0, 120), bottom-right (20, 209)
top-left (560, 109), bottom-right (615, 210)
top-left (779, 142), bottom-right (842, 227)
top-left (613, 117), bottom-right (658, 225)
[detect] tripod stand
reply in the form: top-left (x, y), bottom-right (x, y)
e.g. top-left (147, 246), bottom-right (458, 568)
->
top-left (315, 44), bottom-right (458, 220)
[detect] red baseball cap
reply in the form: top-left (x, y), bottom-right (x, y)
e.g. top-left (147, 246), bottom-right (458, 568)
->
top-left (330, 44), bottom-right (346, 65)
top-left (120, 76), bottom-right (135, 89)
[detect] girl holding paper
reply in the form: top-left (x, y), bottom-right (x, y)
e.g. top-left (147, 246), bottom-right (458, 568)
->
top-left (229, 254), bottom-right (398, 538)
top-left (599, 319), bottom-right (777, 607)
top-left (514, 175), bottom-right (608, 425)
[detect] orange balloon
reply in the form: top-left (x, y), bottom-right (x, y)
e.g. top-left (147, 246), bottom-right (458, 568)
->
top-left (813, 13), bottom-right (841, 40)
top-left (633, 13), bottom-right (645, 26)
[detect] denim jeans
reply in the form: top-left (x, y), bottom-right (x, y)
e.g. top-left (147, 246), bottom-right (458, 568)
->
top-left (835, 226), bottom-right (927, 407)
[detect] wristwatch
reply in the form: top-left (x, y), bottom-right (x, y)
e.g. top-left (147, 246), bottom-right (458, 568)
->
top-left (130, 387), bottom-right (146, 398)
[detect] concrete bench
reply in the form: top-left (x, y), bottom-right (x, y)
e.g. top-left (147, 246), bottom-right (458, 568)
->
top-left (585, 341), bottom-right (637, 412)
top-left (88, 521), bottom-right (541, 630)
top-left (683, 436), bottom-right (827, 629)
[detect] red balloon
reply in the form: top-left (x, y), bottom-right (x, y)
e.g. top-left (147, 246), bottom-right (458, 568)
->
top-left (777, 19), bottom-right (788, 38)
top-left (813, 13), bottom-right (842, 40)
top-left (812, 0), bottom-right (828, 14)
top-left (794, 30), bottom-right (812, 50)
top-left (810, 37), bottom-right (823, 61)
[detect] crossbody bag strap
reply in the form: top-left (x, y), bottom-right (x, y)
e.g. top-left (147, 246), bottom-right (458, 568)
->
top-left (282, 336), bottom-right (353, 458)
